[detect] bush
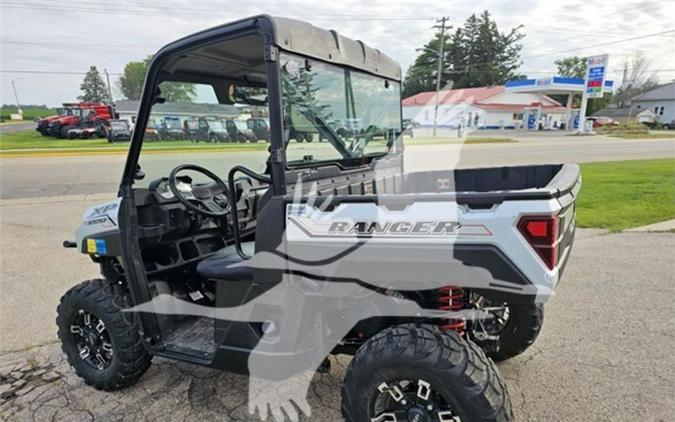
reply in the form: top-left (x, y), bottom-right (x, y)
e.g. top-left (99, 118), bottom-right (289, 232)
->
top-left (597, 122), bottom-right (650, 135)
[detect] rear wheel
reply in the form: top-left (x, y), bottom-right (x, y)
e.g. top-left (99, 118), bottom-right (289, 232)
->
top-left (469, 295), bottom-right (544, 362)
top-left (342, 324), bottom-right (512, 422)
top-left (56, 279), bottom-right (152, 390)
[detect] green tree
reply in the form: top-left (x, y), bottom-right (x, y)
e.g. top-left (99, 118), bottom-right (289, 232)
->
top-left (117, 61), bottom-right (146, 100)
top-left (117, 56), bottom-right (196, 102)
top-left (78, 66), bottom-right (110, 102)
top-left (402, 11), bottom-right (524, 97)
top-left (402, 32), bottom-right (453, 98)
top-left (555, 56), bottom-right (587, 79)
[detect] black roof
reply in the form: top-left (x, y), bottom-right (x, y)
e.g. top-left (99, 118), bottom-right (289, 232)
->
top-left (156, 15), bottom-right (401, 81)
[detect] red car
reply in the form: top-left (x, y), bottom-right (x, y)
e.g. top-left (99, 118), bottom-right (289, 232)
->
top-left (588, 116), bottom-right (620, 128)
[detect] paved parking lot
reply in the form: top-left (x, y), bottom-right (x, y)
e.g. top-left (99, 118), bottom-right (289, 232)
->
top-left (1, 139), bottom-right (674, 420)
top-left (1, 212), bottom-right (673, 420)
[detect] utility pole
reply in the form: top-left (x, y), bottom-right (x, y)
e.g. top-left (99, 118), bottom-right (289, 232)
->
top-left (104, 68), bottom-right (113, 102)
top-left (11, 78), bottom-right (23, 117)
top-left (432, 17), bottom-right (449, 137)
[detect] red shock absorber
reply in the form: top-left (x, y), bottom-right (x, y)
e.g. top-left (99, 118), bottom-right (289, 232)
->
top-left (438, 286), bottom-right (466, 336)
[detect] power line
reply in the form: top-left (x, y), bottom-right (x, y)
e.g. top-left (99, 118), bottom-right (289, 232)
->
top-left (435, 28), bottom-right (675, 74)
top-left (0, 2), bottom-right (440, 20)
top-left (0, 69), bottom-right (123, 75)
top-left (523, 29), bottom-right (675, 60)
top-left (1, 39), bottom-right (158, 48)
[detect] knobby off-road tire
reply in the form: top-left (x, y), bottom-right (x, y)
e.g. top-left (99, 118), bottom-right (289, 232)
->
top-left (341, 324), bottom-right (513, 422)
top-left (60, 125), bottom-right (76, 138)
top-left (56, 279), bottom-right (152, 390)
top-left (486, 304), bottom-right (544, 362)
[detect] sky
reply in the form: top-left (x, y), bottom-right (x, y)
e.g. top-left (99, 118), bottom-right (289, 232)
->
top-left (1, 0), bottom-right (674, 107)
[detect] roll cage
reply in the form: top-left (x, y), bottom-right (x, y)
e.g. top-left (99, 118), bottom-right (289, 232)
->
top-left (119, 14), bottom-right (403, 196)
top-left (115, 15), bottom-right (404, 348)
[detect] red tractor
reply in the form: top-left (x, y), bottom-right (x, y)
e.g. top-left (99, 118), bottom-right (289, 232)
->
top-left (36, 102), bottom-right (113, 138)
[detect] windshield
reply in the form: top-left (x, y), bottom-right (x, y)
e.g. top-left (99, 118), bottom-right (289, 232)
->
top-left (281, 53), bottom-right (401, 167)
top-left (210, 121), bottom-right (226, 131)
top-left (136, 81), bottom-right (270, 190)
top-left (165, 118), bottom-right (181, 129)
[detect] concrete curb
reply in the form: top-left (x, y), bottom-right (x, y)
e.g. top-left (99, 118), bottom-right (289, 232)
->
top-left (624, 219), bottom-right (675, 232)
top-left (0, 193), bottom-right (114, 207)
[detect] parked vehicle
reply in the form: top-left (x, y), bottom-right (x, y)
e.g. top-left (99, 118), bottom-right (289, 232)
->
top-left (157, 116), bottom-right (184, 140)
top-left (247, 117), bottom-right (270, 142)
top-left (402, 118), bottom-right (417, 137)
top-left (186, 118), bottom-right (230, 142)
top-left (58, 16), bottom-right (580, 421)
top-left (225, 118), bottom-right (255, 142)
top-left (36, 102), bottom-right (113, 138)
top-left (587, 116), bottom-right (620, 128)
top-left (107, 120), bottom-right (132, 143)
top-left (661, 120), bottom-right (675, 130)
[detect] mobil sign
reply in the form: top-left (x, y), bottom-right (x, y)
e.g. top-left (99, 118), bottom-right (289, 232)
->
top-left (585, 55), bottom-right (609, 98)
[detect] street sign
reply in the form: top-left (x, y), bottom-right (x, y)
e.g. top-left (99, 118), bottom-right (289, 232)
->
top-left (585, 55), bottom-right (609, 99)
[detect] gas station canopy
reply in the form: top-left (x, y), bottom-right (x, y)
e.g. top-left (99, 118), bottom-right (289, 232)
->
top-left (505, 76), bottom-right (614, 95)
top-left (505, 76), bottom-right (614, 131)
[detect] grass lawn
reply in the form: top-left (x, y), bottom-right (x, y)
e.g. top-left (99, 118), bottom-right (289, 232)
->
top-left (0, 106), bottom-right (57, 121)
top-left (606, 133), bottom-right (675, 139)
top-left (2, 130), bottom-right (518, 153)
top-left (577, 159), bottom-right (675, 231)
top-left (0, 130), bottom-right (267, 152)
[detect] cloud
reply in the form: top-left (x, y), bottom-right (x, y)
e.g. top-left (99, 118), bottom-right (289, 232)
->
top-left (1, 0), bottom-right (673, 106)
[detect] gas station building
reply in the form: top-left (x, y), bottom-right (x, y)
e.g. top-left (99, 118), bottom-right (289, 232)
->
top-left (402, 76), bottom-right (614, 132)
top-left (505, 77), bottom-right (614, 130)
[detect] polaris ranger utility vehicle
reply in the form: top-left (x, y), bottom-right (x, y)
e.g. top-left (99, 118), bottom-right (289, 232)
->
top-left (59, 15), bottom-right (579, 422)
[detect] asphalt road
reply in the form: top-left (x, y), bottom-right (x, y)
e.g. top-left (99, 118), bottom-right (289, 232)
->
top-left (0, 122), bottom-right (35, 135)
top-left (1, 135), bottom-right (674, 199)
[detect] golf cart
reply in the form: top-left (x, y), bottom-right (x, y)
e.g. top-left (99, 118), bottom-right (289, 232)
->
top-left (59, 15), bottom-right (579, 421)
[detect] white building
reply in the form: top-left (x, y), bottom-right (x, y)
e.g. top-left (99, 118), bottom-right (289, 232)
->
top-left (629, 82), bottom-right (675, 125)
top-left (402, 86), bottom-right (567, 130)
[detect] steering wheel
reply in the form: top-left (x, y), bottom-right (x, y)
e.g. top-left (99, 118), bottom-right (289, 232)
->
top-left (168, 164), bottom-right (231, 218)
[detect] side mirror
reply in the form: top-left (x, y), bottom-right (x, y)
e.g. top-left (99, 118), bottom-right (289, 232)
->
top-left (135, 165), bottom-right (145, 181)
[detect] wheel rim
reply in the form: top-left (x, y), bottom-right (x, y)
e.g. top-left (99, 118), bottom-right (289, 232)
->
top-left (469, 294), bottom-right (510, 340)
top-left (70, 309), bottom-right (114, 370)
top-left (370, 379), bottom-right (461, 422)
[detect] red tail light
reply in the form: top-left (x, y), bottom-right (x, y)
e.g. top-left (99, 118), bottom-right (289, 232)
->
top-left (518, 215), bottom-right (559, 270)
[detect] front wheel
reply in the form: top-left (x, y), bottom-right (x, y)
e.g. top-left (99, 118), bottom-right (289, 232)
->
top-left (56, 279), bottom-right (152, 390)
top-left (60, 125), bottom-right (75, 138)
top-left (342, 324), bottom-right (512, 422)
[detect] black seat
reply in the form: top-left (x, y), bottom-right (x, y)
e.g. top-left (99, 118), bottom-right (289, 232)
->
top-left (197, 242), bottom-right (255, 280)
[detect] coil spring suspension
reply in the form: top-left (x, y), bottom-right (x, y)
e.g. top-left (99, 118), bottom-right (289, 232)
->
top-left (438, 286), bottom-right (466, 336)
